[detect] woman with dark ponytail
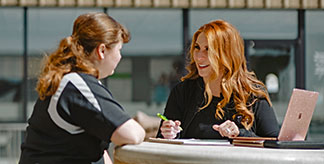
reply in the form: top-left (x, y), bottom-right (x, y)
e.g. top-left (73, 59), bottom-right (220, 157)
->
top-left (19, 12), bottom-right (145, 164)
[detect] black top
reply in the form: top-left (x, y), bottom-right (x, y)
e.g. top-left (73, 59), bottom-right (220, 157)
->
top-left (156, 77), bottom-right (279, 139)
top-left (19, 73), bottom-right (131, 164)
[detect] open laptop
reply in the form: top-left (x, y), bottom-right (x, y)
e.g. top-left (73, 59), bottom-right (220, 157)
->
top-left (233, 88), bottom-right (322, 148)
top-left (277, 88), bottom-right (319, 141)
top-left (263, 88), bottom-right (323, 148)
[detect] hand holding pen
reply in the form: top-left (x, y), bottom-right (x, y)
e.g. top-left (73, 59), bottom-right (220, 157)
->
top-left (157, 113), bottom-right (183, 139)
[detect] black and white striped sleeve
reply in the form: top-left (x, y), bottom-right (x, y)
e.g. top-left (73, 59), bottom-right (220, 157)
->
top-left (49, 73), bottom-right (131, 142)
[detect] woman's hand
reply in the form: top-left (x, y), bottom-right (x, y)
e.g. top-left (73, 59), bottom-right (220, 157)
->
top-left (160, 120), bottom-right (182, 139)
top-left (212, 120), bottom-right (239, 138)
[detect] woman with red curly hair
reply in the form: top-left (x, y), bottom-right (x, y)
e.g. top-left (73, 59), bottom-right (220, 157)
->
top-left (19, 12), bottom-right (145, 164)
top-left (157, 20), bottom-right (279, 139)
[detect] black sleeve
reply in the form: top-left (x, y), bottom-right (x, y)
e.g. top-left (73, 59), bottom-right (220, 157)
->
top-left (156, 83), bottom-right (185, 138)
top-left (238, 99), bottom-right (280, 137)
top-left (254, 99), bottom-right (280, 137)
top-left (63, 81), bottom-right (131, 142)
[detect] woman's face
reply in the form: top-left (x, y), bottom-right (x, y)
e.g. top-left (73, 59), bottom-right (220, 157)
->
top-left (193, 33), bottom-right (213, 79)
top-left (99, 41), bottom-right (123, 79)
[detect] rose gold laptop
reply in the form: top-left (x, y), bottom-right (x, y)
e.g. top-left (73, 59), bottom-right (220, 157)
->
top-left (278, 88), bottom-right (319, 141)
top-left (232, 88), bottom-right (321, 148)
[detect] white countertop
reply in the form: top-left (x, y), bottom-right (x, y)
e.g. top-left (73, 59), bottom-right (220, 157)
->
top-left (114, 141), bottom-right (324, 164)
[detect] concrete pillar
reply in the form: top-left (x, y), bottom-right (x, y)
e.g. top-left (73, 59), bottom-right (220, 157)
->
top-left (132, 57), bottom-right (151, 104)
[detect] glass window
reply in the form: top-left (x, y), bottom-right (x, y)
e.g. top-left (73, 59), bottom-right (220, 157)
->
top-left (247, 41), bottom-right (296, 124)
top-left (306, 11), bottom-right (324, 140)
top-left (0, 9), bottom-right (24, 55)
top-left (247, 44), bottom-right (296, 123)
top-left (0, 8), bottom-right (24, 121)
top-left (108, 9), bottom-right (182, 56)
top-left (189, 9), bottom-right (298, 39)
top-left (28, 8), bottom-right (102, 56)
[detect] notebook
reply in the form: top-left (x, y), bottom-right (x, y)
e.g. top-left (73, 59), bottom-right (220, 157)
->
top-left (233, 88), bottom-right (321, 148)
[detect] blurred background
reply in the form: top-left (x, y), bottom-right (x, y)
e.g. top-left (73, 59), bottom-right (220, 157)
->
top-left (0, 0), bottom-right (324, 163)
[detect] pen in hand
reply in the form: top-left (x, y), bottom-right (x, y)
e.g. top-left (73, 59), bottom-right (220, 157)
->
top-left (157, 113), bottom-right (183, 131)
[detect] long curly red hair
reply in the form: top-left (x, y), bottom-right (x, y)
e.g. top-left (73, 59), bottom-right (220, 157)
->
top-left (182, 20), bottom-right (271, 130)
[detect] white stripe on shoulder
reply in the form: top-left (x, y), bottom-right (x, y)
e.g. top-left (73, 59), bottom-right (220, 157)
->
top-left (65, 73), bottom-right (102, 112)
top-left (48, 73), bottom-right (84, 134)
top-left (47, 72), bottom-right (101, 134)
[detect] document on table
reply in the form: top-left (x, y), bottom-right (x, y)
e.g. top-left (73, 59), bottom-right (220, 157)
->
top-left (148, 138), bottom-right (231, 146)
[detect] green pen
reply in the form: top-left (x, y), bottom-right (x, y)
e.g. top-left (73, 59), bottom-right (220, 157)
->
top-left (157, 113), bottom-right (183, 131)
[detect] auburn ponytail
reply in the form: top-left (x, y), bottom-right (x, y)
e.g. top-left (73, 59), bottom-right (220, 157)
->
top-left (36, 12), bottom-right (129, 100)
top-left (36, 36), bottom-right (98, 100)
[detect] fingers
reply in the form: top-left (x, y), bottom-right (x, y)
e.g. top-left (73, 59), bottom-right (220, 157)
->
top-left (174, 120), bottom-right (181, 127)
top-left (161, 120), bottom-right (181, 139)
top-left (213, 120), bottom-right (239, 138)
top-left (212, 124), bottom-right (220, 131)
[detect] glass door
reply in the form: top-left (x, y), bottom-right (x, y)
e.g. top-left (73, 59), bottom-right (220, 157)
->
top-left (245, 40), bottom-right (296, 123)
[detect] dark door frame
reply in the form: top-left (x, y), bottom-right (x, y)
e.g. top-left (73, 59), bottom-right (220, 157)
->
top-left (244, 9), bottom-right (305, 90)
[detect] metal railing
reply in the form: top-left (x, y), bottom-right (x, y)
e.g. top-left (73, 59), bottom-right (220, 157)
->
top-left (0, 123), bottom-right (27, 164)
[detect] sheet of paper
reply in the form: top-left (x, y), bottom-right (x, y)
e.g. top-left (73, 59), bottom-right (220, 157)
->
top-left (148, 138), bottom-right (231, 146)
